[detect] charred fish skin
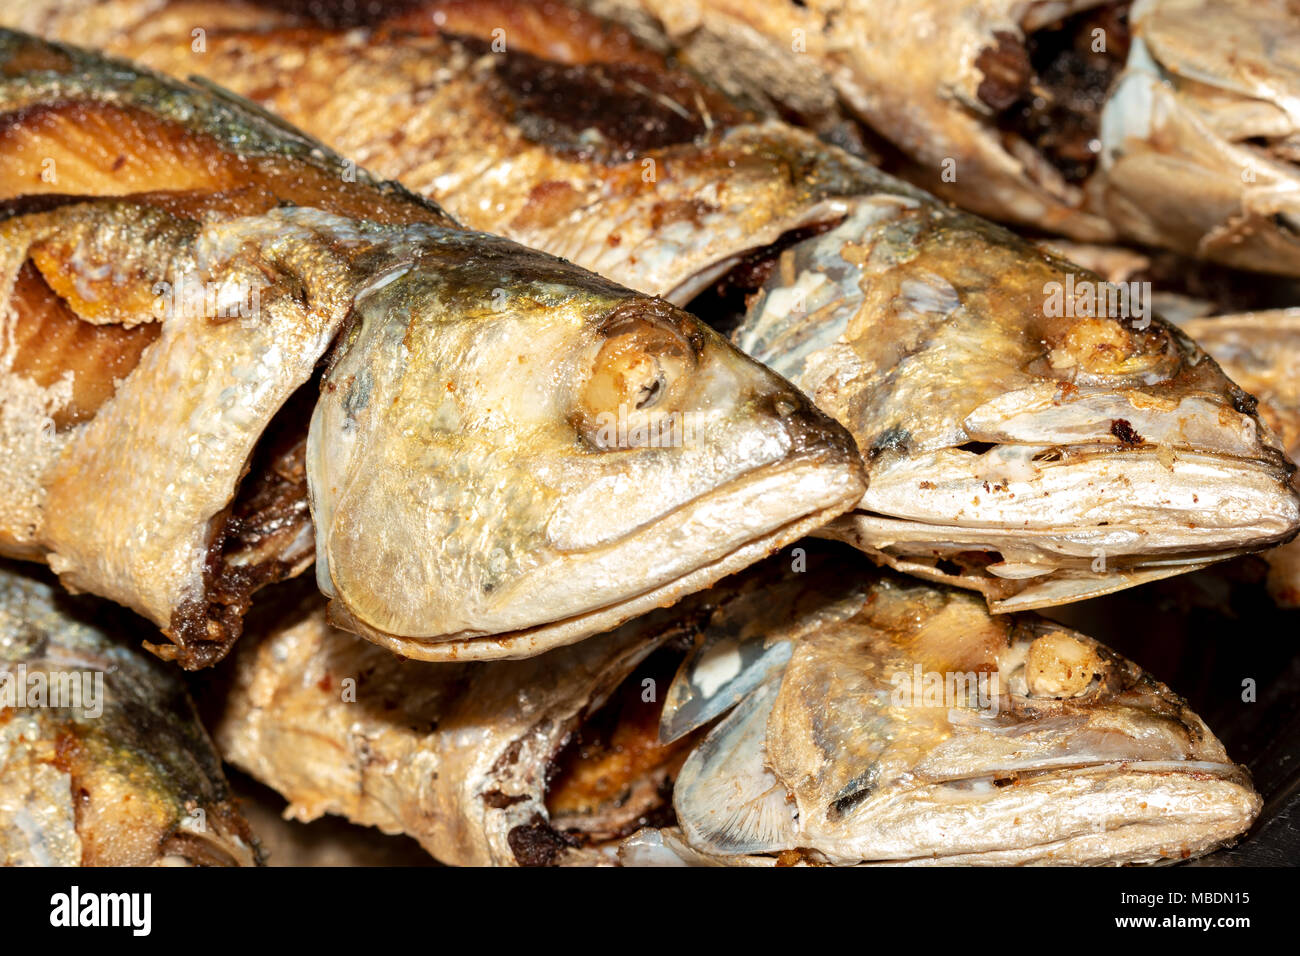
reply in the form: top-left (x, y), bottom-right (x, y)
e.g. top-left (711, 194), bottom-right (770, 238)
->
top-left (630, 544), bottom-right (1260, 867)
top-left (22, 1), bottom-right (1300, 611)
top-left (0, 30), bottom-right (866, 665)
top-left (0, 560), bottom-right (258, 866)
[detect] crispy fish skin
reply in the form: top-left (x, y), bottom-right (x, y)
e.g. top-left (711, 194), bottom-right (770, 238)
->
top-left (212, 580), bottom-right (700, 866)
top-left (18, 1), bottom-right (1300, 610)
top-left (1099, 0), bottom-right (1300, 276)
top-left (591, 0), bottom-right (1300, 277)
top-left (6, 0), bottom-right (920, 302)
top-left (626, 546), bottom-right (1260, 867)
top-left (216, 545), bottom-right (1258, 867)
top-left (1178, 310), bottom-right (1300, 606)
top-left (585, 0), bottom-right (1124, 240)
top-left (0, 561), bottom-right (258, 866)
top-left (0, 31), bottom-right (865, 665)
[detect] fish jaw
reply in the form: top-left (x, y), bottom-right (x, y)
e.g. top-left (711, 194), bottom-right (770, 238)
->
top-left (836, 446), bottom-right (1300, 582)
top-left (733, 194), bottom-right (1300, 608)
top-left (661, 566), bottom-right (1260, 866)
top-left (307, 229), bottom-right (865, 661)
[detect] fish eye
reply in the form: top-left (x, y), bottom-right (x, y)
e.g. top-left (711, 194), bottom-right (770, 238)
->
top-left (573, 314), bottom-right (696, 449)
top-left (1023, 631), bottom-right (1101, 699)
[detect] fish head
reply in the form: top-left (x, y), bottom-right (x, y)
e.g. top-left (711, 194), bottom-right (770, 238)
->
top-left (1100, 0), bottom-right (1300, 275)
top-left (660, 550), bottom-right (1259, 865)
top-left (735, 196), bottom-right (1300, 610)
top-left (307, 227), bottom-right (865, 660)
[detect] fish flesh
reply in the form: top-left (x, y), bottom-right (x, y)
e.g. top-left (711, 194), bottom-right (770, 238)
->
top-left (588, 0), bottom-right (1300, 277)
top-left (210, 575), bottom-right (703, 866)
top-left (213, 543), bottom-right (1259, 866)
top-left (14, 2), bottom-right (1300, 610)
top-left (626, 544), bottom-right (1260, 866)
top-left (1177, 311), bottom-right (1300, 606)
top-left (0, 30), bottom-right (864, 666)
top-left (0, 560), bottom-right (258, 865)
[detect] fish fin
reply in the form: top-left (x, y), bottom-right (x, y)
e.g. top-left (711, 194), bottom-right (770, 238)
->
top-left (988, 562), bottom-right (1218, 612)
top-left (672, 678), bottom-right (798, 856)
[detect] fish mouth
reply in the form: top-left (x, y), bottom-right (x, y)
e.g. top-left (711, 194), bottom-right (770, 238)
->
top-left (827, 442), bottom-right (1300, 610)
top-left (853, 760), bottom-right (1260, 866)
top-left (334, 453), bottom-right (865, 662)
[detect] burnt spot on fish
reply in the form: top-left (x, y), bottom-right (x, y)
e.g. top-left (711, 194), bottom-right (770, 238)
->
top-left (482, 789), bottom-right (529, 809)
top-left (975, 31), bottom-right (1032, 112)
top-left (249, 0), bottom-right (432, 29)
top-left (507, 812), bottom-right (577, 866)
top-left (1110, 418), bottom-right (1143, 445)
top-left (478, 43), bottom-right (741, 163)
top-left (983, 4), bottom-right (1131, 186)
top-left (1230, 385), bottom-right (1259, 418)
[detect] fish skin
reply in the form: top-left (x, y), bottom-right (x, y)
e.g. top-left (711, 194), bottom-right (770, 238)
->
top-left (3, 0), bottom-right (927, 302)
top-left (18, 1), bottom-right (1300, 610)
top-left (210, 577), bottom-right (699, 867)
top-left (0, 30), bottom-right (865, 665)
top-left (629, 544), bottom-right (1260, 866)
top-left (0, 560), bottom-right (258, 866)
top-left (589, 0), bottom-right (1300, 277)
top-left (214, 545), bottom-right (1258, 866)
top-left (585, 0), bottom-right (1124, 240)
top-left (1177, 310), bottom-right (1300, 607)
top-left (731, 197), bottom-right (1300, 610)
top-left (1099, 0), bottom-right (1300, 276)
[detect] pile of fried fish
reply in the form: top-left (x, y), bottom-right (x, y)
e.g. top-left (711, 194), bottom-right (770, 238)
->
top-left (1, 0), bottom-right (1298, 866)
